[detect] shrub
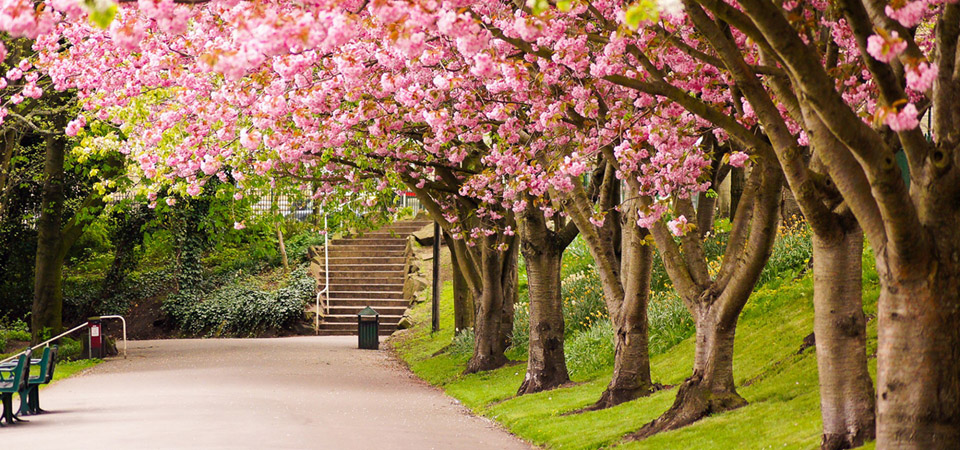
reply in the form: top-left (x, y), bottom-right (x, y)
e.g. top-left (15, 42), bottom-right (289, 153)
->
top-left (449, 328), bottom-right (475, 356)
top-left (0, 335), bottom-right (6, 353)
top-left (757, 220), bottom-right (812, 286)
top-left (648, 290), bottom-right (694, 355)
top-left (510, 299), bottom-right (530, 355)
top-left (565, 322), bottom-right (615, 378)
top-left (57, 337), bottom-right (83, 362)
top-left (561, 268), bottom-right (608, 334)
top-left (0, 318), bottom-right (31, 343)
top-left (165, 267), bottom-right (313, 336)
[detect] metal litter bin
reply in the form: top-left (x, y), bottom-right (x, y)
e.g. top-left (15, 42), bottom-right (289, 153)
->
top-left (358, 306), bottom-right (380, 350)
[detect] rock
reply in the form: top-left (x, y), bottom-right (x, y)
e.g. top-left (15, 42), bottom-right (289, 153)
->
top-left (403, 274), bottom-right (429, 302)
top-left (412, 223), bottom-right (437, 246)
top-left (308, 262), bottom-right (323, 280)
top-left (397, 316), bottom-right (414, 330)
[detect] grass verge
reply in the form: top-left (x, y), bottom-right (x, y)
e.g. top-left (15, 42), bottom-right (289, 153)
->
top-left (391, 251), bottom-right (880, 449)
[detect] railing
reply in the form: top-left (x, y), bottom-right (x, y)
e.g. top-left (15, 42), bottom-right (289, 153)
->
top-left (0, 316), bottom-right (128, 364)
top-left (0, 322), bottom-right (89, 364)
top-left (94, 315), bottom-right (128, 359)
top-left (314, 197), bottom-right (361, 334)
top-left (311, 192), bottom-right (425, 334)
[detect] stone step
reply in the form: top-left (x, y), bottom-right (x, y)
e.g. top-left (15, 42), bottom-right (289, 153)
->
top-left (322, 314), bottom-right (403, 324)
top-left (319, 277), bottom-right (405, 285)
top-left (328, 290), bottom-right (404, 299)
top-left (325, 298), bottom-right (410, 308)
top-left (320, 274), bottom-right (406, 283)
top-left (316, 328), bottom-right (396, 337)
top-left (321, 263), bottom-right (406, 272)
top-left (322, 256), bottom-right (406, 265)
top-left (318, 249), bottom-right (407, 258)
top-left (317, 321), bottom-right (399, 333)
top-left (331, 239), bottom-right (407, 247)
top-left (326, 283), bottom-right (404, 292)
top-left (327, 305), bottom-right (407, 316)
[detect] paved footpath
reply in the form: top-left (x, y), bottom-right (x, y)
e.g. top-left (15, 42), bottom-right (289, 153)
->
top-left (2, 337), bottom-right (532, 450)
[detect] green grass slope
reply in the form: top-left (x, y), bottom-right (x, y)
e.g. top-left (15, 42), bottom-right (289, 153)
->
top-left (391, 251), bottom-right (880, 449)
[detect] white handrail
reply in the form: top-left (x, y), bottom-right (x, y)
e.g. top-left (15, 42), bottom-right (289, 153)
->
top-left (97, 315), bottom-right (128, 359)
top-left (0, 321), bottom-right (89, 364)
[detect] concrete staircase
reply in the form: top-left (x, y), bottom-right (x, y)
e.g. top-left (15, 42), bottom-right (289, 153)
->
top-left (313, 219), bottom-right (432, 336)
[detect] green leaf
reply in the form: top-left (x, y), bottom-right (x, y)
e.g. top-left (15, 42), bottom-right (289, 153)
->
top-left (86, 0), bottom-right (118, 29)
top-left (526, 0), bottom-right (550, 15)
top-left (625, 0), bottom-right (659, 29)
top-left (557, 0), bottom-right (574, 12)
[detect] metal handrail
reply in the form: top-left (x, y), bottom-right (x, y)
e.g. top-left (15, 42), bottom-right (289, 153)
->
top-left (94, 315), bottom-right (128, 359)
top-left (311, 192), bottom-right (422, 335)
top-left (0, 321), bottom-right (89, 364)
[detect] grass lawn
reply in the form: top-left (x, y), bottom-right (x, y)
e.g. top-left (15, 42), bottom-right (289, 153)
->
top-left (391, 251), bottom-right (880, 449)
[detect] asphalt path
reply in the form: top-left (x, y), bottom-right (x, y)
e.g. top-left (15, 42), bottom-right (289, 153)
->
top-left (1, 337), bottom-right (532, 450)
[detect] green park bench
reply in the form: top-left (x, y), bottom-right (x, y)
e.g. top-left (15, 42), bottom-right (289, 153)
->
top-left (17, 346), bottom-right (58, 417)
top-left (0, 349), bottom-right (32, 426)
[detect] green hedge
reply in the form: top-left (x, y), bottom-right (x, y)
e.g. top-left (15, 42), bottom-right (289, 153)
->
top-left (164, 267), bottom-right (313, 337)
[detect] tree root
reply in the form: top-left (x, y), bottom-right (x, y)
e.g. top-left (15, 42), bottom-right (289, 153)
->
top-left (630, 378), bottom-right (746, 440)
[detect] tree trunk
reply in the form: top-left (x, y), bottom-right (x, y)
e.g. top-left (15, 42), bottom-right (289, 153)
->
top-left (592, 210), bottom-right (656, 408)
top-left (780, 189), bottom-right (803, 226)
top-left (518, 209), bottom-right (569, 395)
top-left (874, 248), bottom-right (960, 449)
top-left (555, 166), bottom-right (656, 409)
top-left (634, 305), bottom-right (747, 438)
top-left (729, 166), bottom-right (744, 221)
top-left (276, 222), bottom-right (289, 272)
top-left (813, 225), bottom-right (876, 450)
top-left (32, 133), bottom-right (67, 342)
top-left (446, 235), bottom-right (475, 333)
top-left (465, 233), bottom-right (518, 374)
top-left (697, 191), bottom-right (718, 238)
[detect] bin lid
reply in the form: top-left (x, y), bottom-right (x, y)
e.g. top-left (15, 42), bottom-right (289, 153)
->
top-left (357, 306), bottom-right (380, 317)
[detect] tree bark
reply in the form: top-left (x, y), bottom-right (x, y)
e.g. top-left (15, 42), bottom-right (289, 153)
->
top-left (517, 205), bottom-right (572, 395)
top-left (635, 305), bottom-right (747, 438)
top-left (31, 133), bottom-right (67, 342)
top-left (874, 248), bottom-right (960, 449)
top-left (729, 166), bottom-right (744, 221)
top-left (591, 203), bottom-right (656, 408)
top-left (813, 224), bottom-right (876, 450)
top-left (276, 222), bottom-right (289, 272)
top-left (634, 156), bottom-right (782, 438)
top-left (465, 233), bottom-right (518, 374)
top-left (553, 168), bottom-right (656, 409)
top-left (445, 233), bottom-right (475, 333)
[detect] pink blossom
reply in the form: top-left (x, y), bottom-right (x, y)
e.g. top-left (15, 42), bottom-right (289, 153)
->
top-left (233, 192), bottom-right (243, 201)
top-left (589, 214), bottom-right (605, 227)
top-left (65, 116), bottom-right (87, 136)
top-left (239, 128), bottom-right (262, 150)
top-left (470, 53), bottom-right (497, 78)
top-left (5, 68), bottom-right (22, 81)
top-left (885, 103), bottom-right (920, 131)
top-left (234, 221), bottom-right (246, 230)
top-left (200, 158), bottom-right (221, 175)
top-left (885, 1), bottom-right (927, 28)
top-left (22, 83), bottom-right (42, 98)
top-left (728, 151), bottom-right (750, 168)
top-left (667, 215), bottom-right (689, 237)
top-left (166, 197), bottom-right (177, 206)
top-left (906, 62), bottom-right (938, 92)
top-left (866, 32), bottom-right (907, 63)
top-left (186, 184), bottom-right (201, 196)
